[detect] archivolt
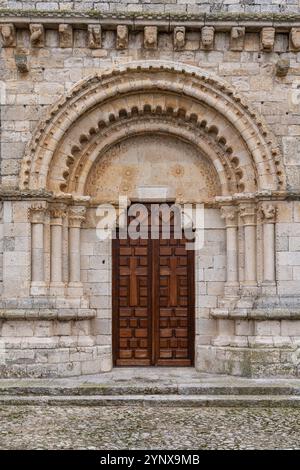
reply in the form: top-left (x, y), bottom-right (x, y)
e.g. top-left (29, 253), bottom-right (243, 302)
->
top-left (19, 61), bottom-right (286, 196)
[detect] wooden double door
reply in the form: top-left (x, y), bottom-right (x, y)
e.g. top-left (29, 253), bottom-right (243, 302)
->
top-left (113, 205), bottom-right (195, 367)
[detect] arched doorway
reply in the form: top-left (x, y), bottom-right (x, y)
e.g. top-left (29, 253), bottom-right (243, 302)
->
top-left (19, 61), bottom-right (286, 376)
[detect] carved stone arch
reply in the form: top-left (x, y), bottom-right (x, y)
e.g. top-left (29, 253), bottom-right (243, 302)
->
top-left (19, 61), bottom-right (286, 196)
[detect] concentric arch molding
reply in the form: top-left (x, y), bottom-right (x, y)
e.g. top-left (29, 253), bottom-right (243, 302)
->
top-left (19, 60), bottom-right (286, 198)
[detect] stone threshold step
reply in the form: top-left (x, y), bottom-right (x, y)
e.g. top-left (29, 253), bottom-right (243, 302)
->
top-left (1, 395), bottom-right (300, 407)
top-left (0, 385), bottom-right (300, 396)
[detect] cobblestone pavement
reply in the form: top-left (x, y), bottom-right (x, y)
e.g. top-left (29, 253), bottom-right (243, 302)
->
top-left (0, 405), bottom-right (299, 450)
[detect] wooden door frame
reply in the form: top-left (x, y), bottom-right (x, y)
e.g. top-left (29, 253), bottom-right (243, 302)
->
top-left (112, 206), bottom-right (195, 367)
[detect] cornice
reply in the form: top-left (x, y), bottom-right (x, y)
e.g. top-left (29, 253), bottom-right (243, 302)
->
top-left (1, 10), bottom-right (300, 31)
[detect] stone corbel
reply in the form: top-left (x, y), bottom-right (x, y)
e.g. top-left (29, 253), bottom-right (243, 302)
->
top-left (201, 26), bottom-right (215, 50)
top-left (117, 25), bottom-right (129, 50)
top-left (289, 27), bottom-right (300, 51)
top-left (174, 26), bottom-right (185, 51)
top-left (0, 23), bottom-right (16, 47)
top-left (59, 24), bottom-right (73, 48)
top-left (88, 24), bottom-right (101, 49)
top-left (30, 24), bottom-right (45, 48)
top-left (230, 26), bottom-right (245, 51)
top-left (144, 26), bottom-right (158, 50)
top-left (260, 27), bottom-right (275, 51)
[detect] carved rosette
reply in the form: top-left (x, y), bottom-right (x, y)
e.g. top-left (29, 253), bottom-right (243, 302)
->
top-left (68, 206), bottom-right (86, 228)
top-left (117, 25), bottom-right (128, 50)
top-left (260, 203), bottom-right (277, 224)
top-left (220, 206), bottom-right (238, 228)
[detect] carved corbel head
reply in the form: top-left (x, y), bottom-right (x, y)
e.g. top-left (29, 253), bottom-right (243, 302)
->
top-left (88, 24), bottom-right (102, 49)
top-left (230, 26), bottom-right (245, 51)
top-left (30, 24), bottom-right (45, 48)
top-left (144, 26), bottom-right (158, 50)
top-left (0, 23), bottom-right (16, 47)
top-left (201, 26), bottom-right (214, 49)
top-left (261, 27), bottom-right (275, 51)
top-left (117, 25), bottom-right (129, 50)
top-left (59, 24), bottom-right (73, 48)
top-left (290, 27), bottom-right (300, 51)
top-left (174, 26), bottom-right (185, 51)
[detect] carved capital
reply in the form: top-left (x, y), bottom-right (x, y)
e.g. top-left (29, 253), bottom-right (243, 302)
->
top-left (201, 26), bottom-right (214, 49)
top-left (88, 24), bottom-right (101, 49)
top-left (230, 26), bottom-right (245, 51)
top-left (261, 27), bottom-right (275, 51)
top-left (260, 203), bottom-right (277, 224)
top-left (174, 26), bottom-right (185, 51)
top-left (50, 205), bottom-right (67, 225)
top-left (59, 24), bottom-right (73, 48)
top-left (117, 25), bottom-right (128, 50)
top-left (220, 206), bottom-right (238, 227)
top-left (290, 27), bottom-right (300, 51)
top-left (144, 26), bottom-right (157, 50)
top-left (239, 204), bottom-right (257, 226)
top-left (0, 23), bottom-right (16, 47)
top-left (28, 204), bottom-right (48, 224)
top-left (30, 24), bottom-right (44, 48)
top-left (69, 206), bottom-right (86, 228)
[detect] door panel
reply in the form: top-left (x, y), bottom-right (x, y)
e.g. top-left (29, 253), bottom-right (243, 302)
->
top-left (113, 205), bottom-right (194, 367)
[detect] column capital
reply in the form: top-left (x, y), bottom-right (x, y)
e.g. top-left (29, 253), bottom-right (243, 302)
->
top-left (50, 205), bottom-right (67, 226)
top-left (260, 202), bottom-right (277, 224)
top-left (68, 206), bottom-right (86, 228)
top-left (239, 203), bottom-right (257, 226)
top-left (220, 205), bottom-right (238, 227)
top-left (28, 203), bottom-right (48, 224)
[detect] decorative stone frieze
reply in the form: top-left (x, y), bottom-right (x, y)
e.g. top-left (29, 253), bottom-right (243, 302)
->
top-left (116, 25), bottom-right (128, 50)
top-left (230, 26), bottom-right (245, 51)
top-left (88, 24), bottom-right (101, 49)
top-left (29, 24), bottom-right (44, 48)
top-left (174, 26), bottom-right (185, 51)
top-left (0, 23), bottom-right (16, 47)
top-left (201, 26), bottom-right (215, 49)
top-left (144, 26), bottom-right (157, 49)
top-left (59, 24), bottom-right (73, 48)
top-left (260, 27), bottom-right (275, 51)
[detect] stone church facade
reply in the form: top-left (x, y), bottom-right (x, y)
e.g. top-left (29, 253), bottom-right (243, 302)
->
top-left (1, 0), bottom-right (300, 377)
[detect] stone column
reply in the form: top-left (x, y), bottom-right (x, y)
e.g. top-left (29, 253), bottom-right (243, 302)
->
top-left (68, 206), bottom-right (86, 297)
top-left (239, 203), bottom-right (258, 290)
top-left (50, 207), bottom-right (66, 296)
top-left (261, 203), bottom-right (277, 288)
top-left (29, 204), bottom-right (47, 296)
top-left (220, 206), bottom-right (239, 299)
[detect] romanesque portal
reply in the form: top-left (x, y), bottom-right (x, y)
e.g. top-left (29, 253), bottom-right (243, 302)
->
top-left (1, 11), bottom-right (300, 377)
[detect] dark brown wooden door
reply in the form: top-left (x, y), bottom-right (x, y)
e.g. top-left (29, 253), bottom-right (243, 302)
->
top-left (113, 205), bottom-right (194, 367)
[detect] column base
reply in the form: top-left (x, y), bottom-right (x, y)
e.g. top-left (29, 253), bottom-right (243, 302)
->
top-left (30, 282), bottom-right (48, 296)
top-left (67, 282), bottom-right (84, 298)
top-left (49, 282), bottom-right (66, 297)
